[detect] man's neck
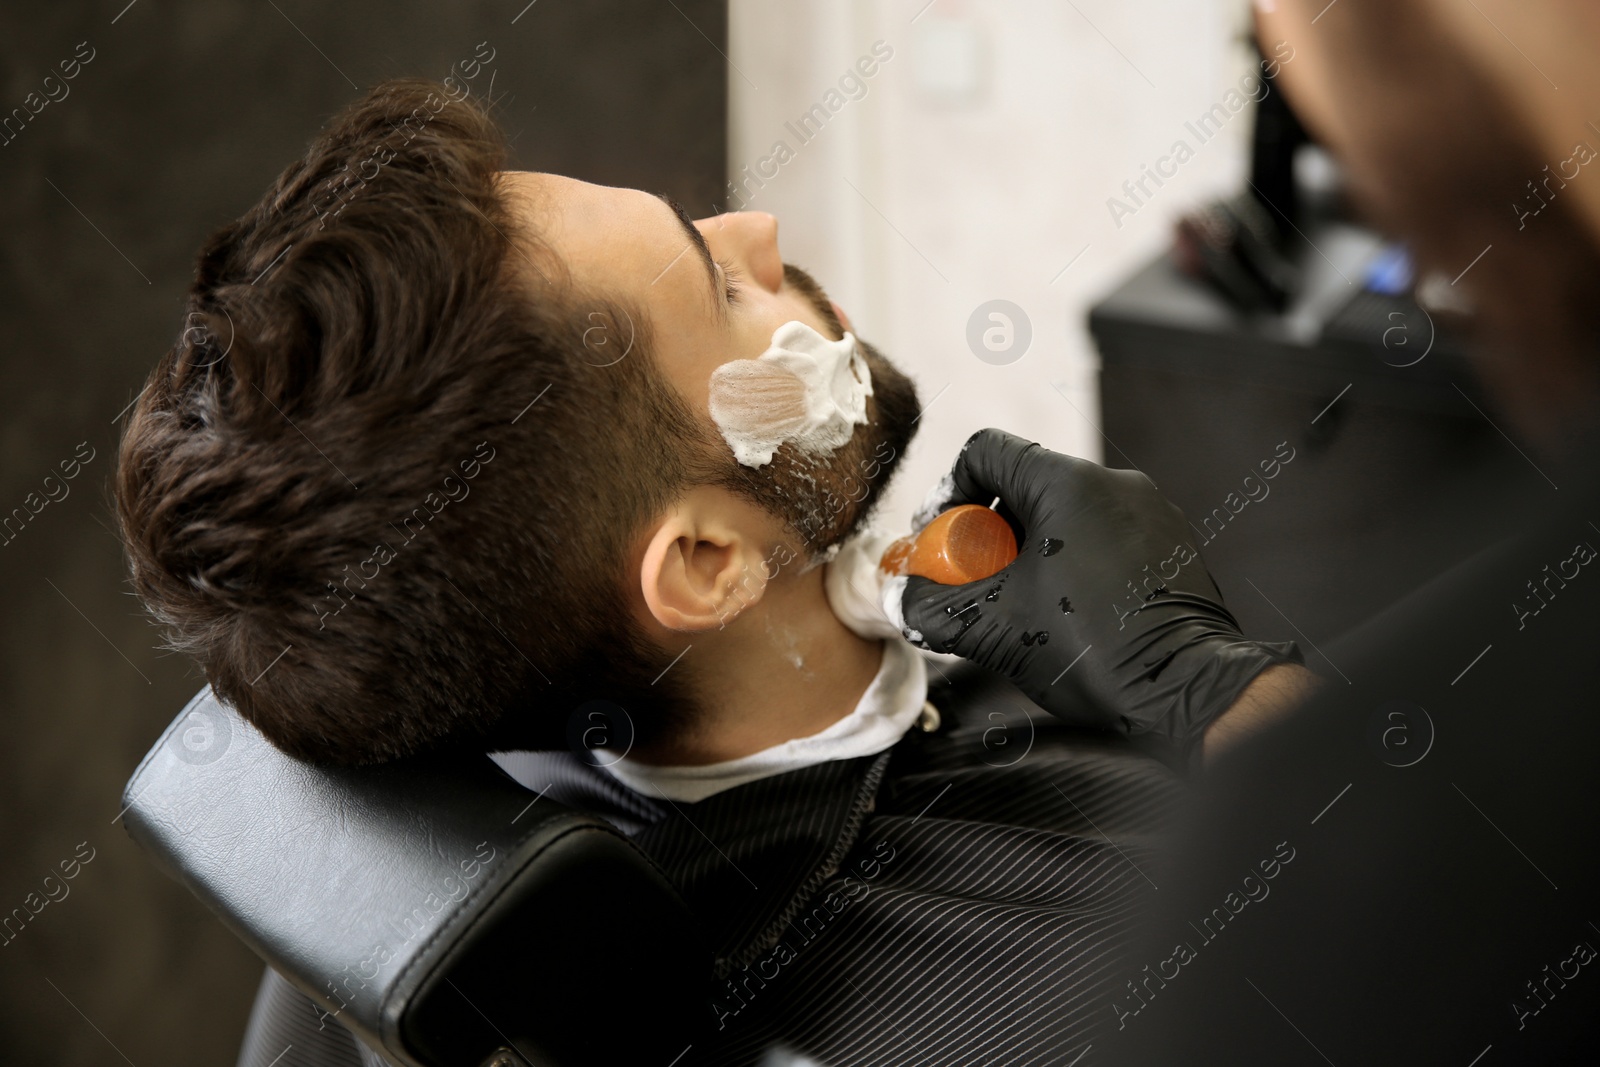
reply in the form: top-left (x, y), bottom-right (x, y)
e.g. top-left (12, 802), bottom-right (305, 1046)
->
top-left (632, 563), bottom-right (885, 766)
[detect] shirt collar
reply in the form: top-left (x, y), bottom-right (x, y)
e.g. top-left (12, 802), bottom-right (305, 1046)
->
top-left (597, 637), bottom-right (928, 803)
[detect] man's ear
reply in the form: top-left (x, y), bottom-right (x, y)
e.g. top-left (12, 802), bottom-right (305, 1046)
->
top-left (639, 490), bottom-right (772, 632)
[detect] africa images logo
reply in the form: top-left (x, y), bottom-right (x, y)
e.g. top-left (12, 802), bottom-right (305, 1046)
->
top-left (167, 703), bottom-right (233, 766)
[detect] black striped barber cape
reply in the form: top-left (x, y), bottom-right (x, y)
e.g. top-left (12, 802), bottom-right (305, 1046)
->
top-left (237, 654), bottom-right (1189, 1067)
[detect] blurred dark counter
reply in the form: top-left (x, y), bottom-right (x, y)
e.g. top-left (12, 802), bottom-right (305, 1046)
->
top-left (1090, 224), bottom-right (1549, 658)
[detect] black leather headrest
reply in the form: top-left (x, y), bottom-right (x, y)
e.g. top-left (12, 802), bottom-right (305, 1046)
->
top-left (121, 688), bottom-right (708, 1066)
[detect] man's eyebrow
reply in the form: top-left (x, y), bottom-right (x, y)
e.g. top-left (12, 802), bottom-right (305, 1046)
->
top-left (652, 192), bottom-right (720, 313)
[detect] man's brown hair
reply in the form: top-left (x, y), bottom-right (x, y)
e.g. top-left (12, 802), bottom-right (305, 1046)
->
top-left (117, 79), bottom-right (719, 764)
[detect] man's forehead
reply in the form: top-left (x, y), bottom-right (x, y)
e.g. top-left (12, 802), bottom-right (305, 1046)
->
top-left (504, 171), bottom-right (628, 243)
top-left (502, 170), bottom-right (683, 286)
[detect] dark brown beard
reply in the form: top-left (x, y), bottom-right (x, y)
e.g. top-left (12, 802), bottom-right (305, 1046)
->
top-left (713, 264), bottom-right (921, 558)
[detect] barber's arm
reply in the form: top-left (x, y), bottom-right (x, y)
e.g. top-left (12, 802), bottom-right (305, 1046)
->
top-left (897, 428), bottom-right (1318, 767)
top-left (1198, 661), bottom-right (1321, 761)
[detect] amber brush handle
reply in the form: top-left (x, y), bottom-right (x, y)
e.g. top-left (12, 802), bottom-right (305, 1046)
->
top-left (879, 504), bottom-right (1019, 585)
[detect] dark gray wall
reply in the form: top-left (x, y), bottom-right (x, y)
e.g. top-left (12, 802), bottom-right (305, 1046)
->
top-left (0, 2), bottom-right (726, 1063)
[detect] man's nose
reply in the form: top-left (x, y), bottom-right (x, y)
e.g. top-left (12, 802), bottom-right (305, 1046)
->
top-left (696, 211), bottom-right (783, 293)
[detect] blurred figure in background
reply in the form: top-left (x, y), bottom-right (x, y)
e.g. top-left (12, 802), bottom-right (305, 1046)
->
top-left (1094, 1), bottom-right (1600, 1062)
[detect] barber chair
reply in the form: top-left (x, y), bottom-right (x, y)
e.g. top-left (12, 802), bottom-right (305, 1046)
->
top-left (121, 687), bottom-right (709, 1067)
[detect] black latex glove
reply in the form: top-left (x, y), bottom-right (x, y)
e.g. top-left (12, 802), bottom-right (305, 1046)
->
top-left (897, 428), bottom-right (1302, 756)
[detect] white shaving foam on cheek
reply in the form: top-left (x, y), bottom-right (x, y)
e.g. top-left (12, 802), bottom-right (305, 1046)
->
top-left (707, 320), bottom-right (872, 468)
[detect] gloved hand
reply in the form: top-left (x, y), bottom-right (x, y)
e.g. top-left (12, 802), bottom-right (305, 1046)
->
top-left (896, 428), bottom-right (1301, 754)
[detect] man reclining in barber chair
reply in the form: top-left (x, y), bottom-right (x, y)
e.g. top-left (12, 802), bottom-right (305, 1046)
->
top-left (115, 79), bottom-right (1316, 1067)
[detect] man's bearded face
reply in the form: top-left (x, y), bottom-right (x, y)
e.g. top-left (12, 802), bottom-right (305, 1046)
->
top-left (500, 172), bottom-right (923, 561)
top-left (712, 264), bottom-right (921, 559)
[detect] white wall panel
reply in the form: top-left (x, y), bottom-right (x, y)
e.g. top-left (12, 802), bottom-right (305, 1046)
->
top-left (731, 0), bottom-right (1258, 532)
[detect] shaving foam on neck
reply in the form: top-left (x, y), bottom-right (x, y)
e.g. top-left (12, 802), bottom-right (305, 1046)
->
top-left (823, 526), bottom-right (913, 642)
top-left (708, 320), bottom-right (872, 468)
